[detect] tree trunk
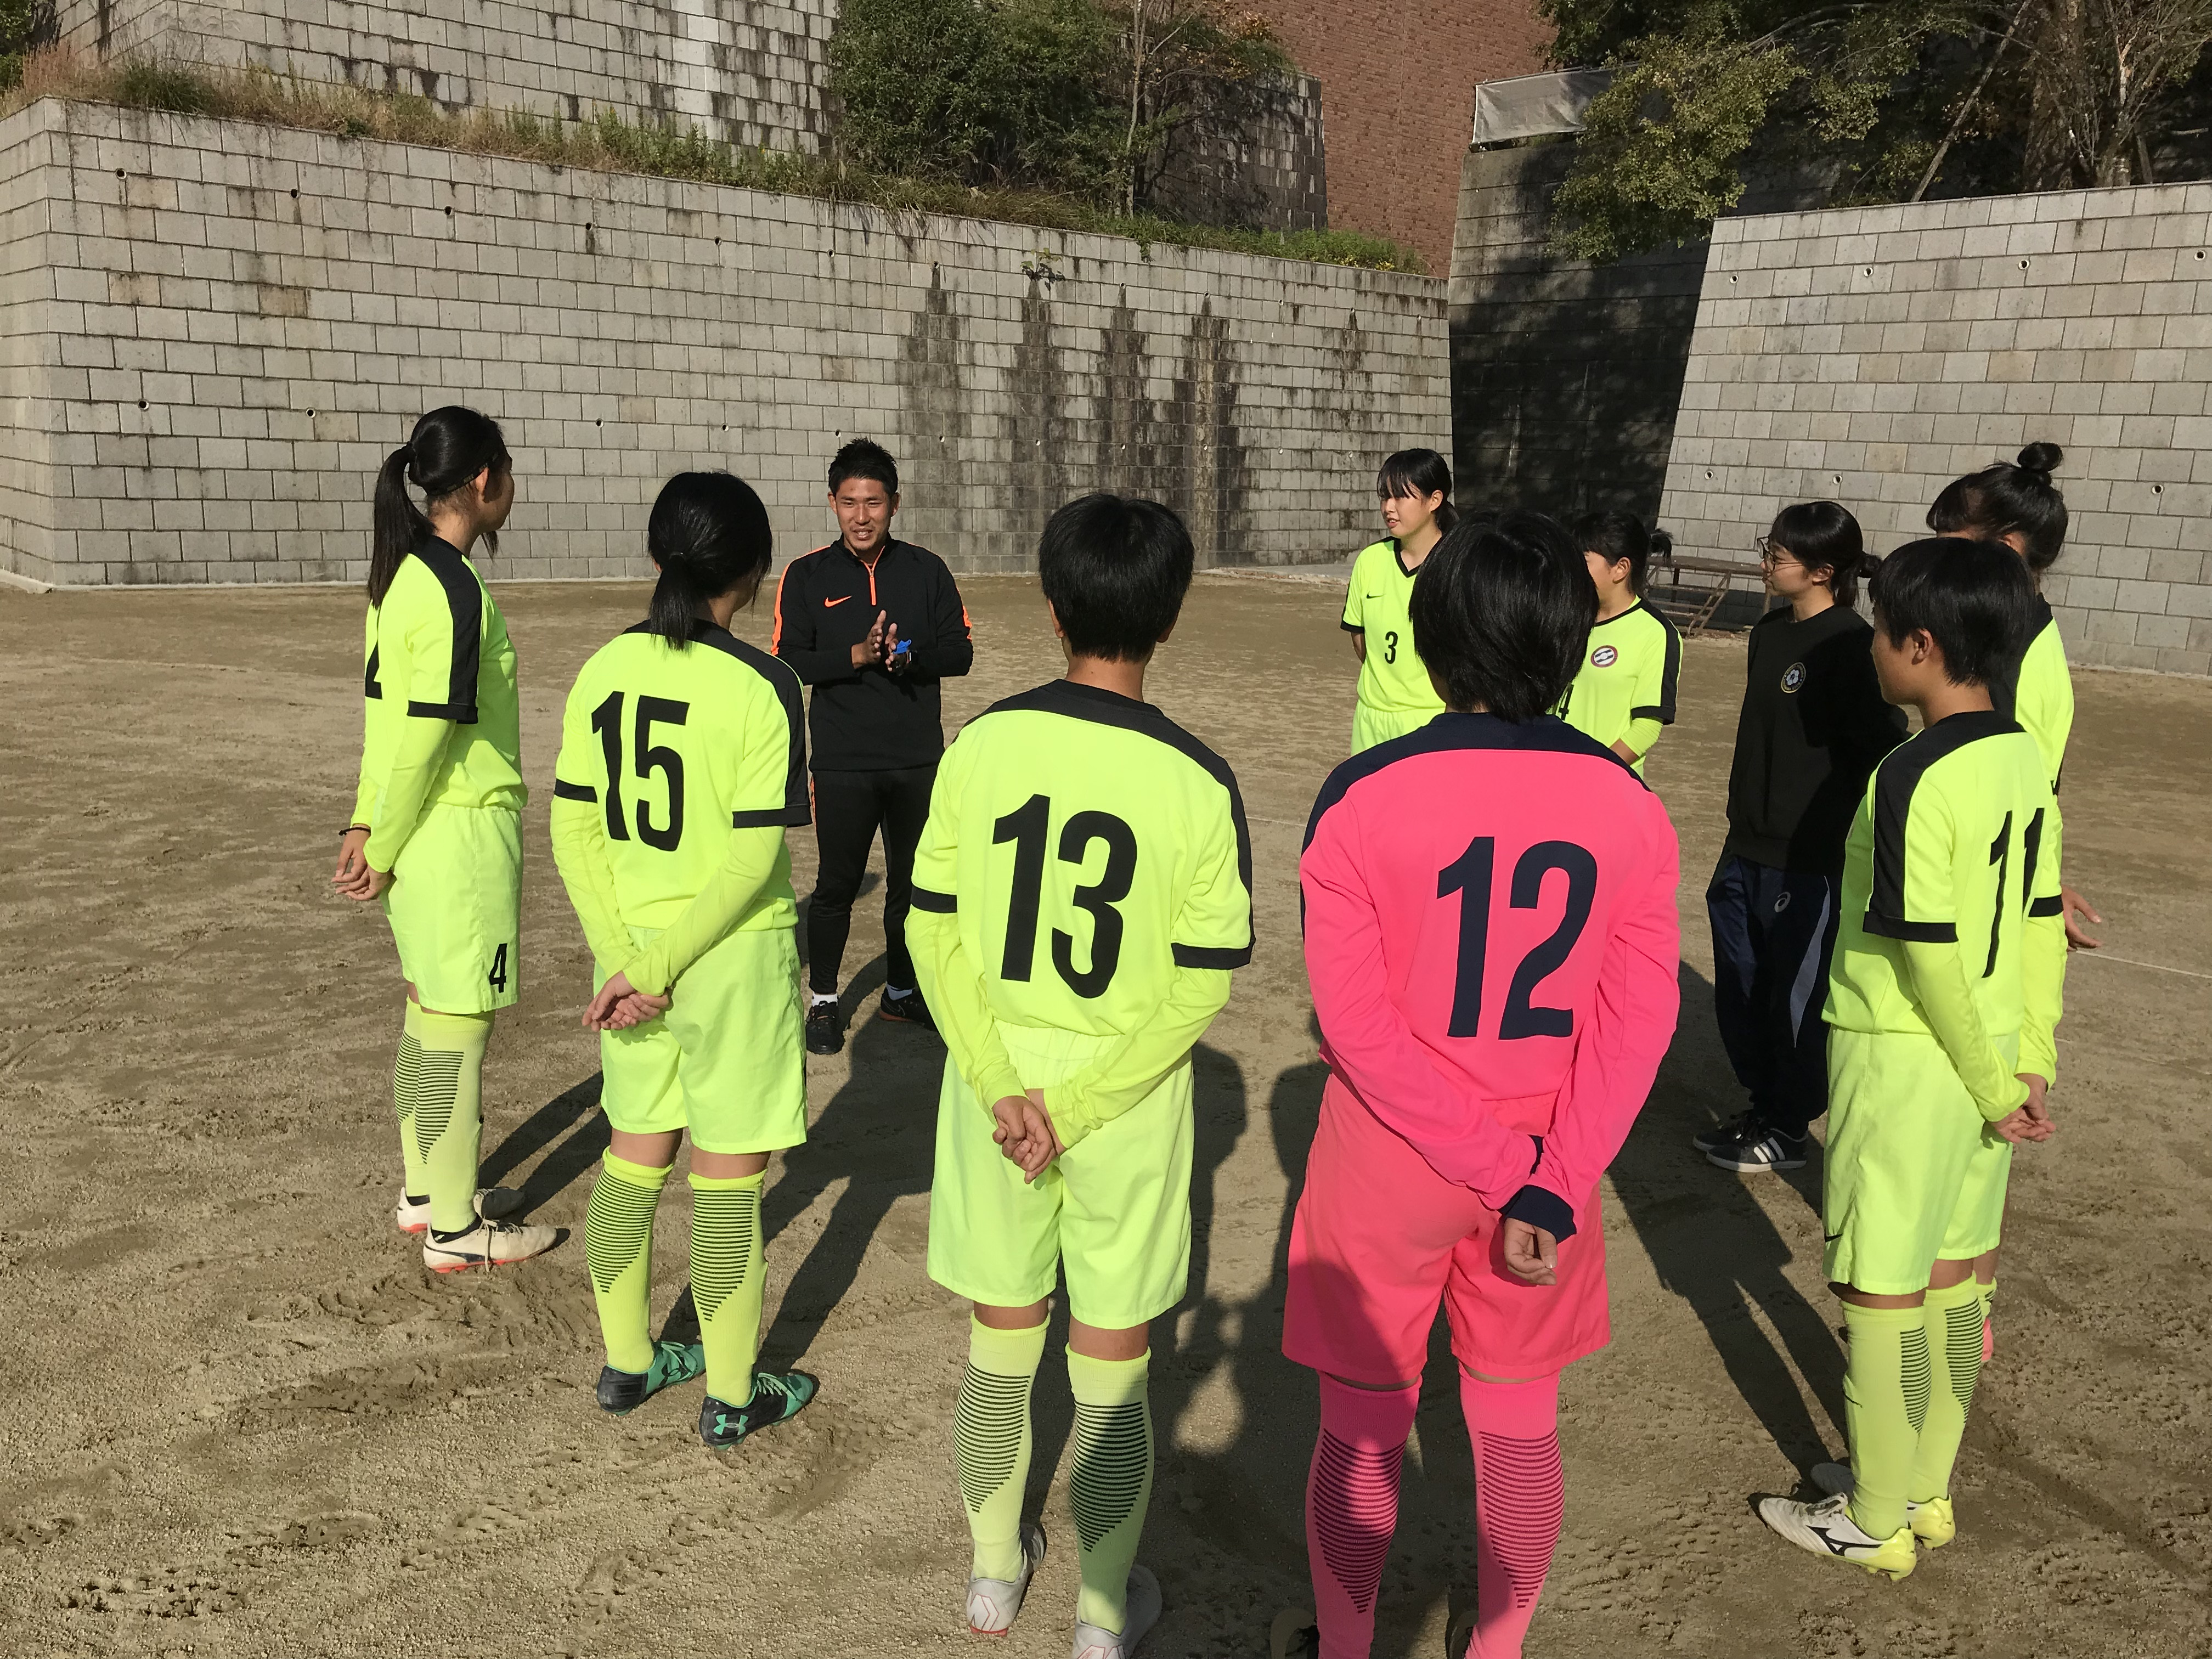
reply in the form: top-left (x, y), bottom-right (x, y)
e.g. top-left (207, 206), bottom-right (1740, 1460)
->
top-left (2023, 0), bottom-right (2090, 189)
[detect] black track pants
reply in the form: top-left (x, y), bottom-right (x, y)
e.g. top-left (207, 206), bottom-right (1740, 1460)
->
top-left (806, 765), bottom-right (936, 997)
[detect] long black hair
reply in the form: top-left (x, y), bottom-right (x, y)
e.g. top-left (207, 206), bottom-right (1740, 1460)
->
top-left (1927, 442), bottom-right (2068, 573)
top-left (1410, 510), bottom-right (1593, 720)
top-left (370, 406), bottom-right (511, 605)
top-left (1376, 448), bottom-right (1458, 536)
top-left (644, 471), bottom-right (776, 646)
top-left (1572, 509), bottom-right (1672, 599)
top-left (1768, 500), bottom-right (1868, 607)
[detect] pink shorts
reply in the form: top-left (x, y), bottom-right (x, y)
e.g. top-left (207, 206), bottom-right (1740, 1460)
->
top-left (1283, 1073), bottom-right (1612, 1384)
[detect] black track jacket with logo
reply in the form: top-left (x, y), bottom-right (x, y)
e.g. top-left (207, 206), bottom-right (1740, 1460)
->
top-left (772, 538), bottom-right (974, 772)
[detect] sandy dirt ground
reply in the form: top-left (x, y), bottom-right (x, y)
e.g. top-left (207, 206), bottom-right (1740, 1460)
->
top-left (1, 571), bottom-right (2206, 1659)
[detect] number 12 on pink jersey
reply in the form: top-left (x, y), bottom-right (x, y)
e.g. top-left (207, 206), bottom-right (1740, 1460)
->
top-left (1437, 835), bottom-right (1597, 1040)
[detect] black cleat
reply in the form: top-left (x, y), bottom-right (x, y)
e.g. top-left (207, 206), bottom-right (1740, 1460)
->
top-left (877, 987), bottom-right (938, 1032)
top-left (1691, 1109), bottom-right (1760, 1154)
top-left (804, 1000), bottom-right (845, 1055)
top-left (596, 1339), bottom-right (706, 1415)
top-left (699, 1369), bottom-right (817, 1448)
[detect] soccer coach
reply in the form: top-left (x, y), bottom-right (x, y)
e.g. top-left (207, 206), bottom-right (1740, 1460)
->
top-left (773, 438), bottom-right (973, 1054)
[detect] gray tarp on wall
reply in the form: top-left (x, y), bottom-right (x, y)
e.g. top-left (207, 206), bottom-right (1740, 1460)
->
top-left (1470, 70), bottom-right (1617, 145)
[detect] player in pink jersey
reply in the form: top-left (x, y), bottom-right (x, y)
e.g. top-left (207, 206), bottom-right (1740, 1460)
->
top-left (1271, 512), bottom-right (1681, 1659)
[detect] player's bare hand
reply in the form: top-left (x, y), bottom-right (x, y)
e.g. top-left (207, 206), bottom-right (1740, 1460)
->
top-left (1991, 1082), bottom-right (2055, 1145)
top-left (1501, 1219), bottom-right (1559, 1285)
top-left (341, 863), bottom-right (394, 902)
top-left (607, 991), bottom-right (670, 1029)
top-left (2061, 884), bottom-right (2102, 950)
top-left (585, 972), bottom-right (667, 1031)
top-left (334, 827), bottom-right (371, 890)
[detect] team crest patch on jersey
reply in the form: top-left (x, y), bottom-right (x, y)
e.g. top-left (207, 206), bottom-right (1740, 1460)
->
top-left (1781, 662), bottom-right (1807, 693)
top-left (1590, 644), bottom-right (1618, 668)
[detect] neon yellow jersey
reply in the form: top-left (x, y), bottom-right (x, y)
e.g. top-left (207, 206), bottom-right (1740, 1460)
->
top-left (907, 679), bottom-right (1252, 1146)
top-left (1553, 600), bottom-right (1681, 774)
top-left (552, 624), bottom-right (809, 934)
top-left (1825, 711), bottom-right (2060, 1046)
top-left (1996, 606), bottom-right (2073, 792)
top-left (354, 538), bottom-right (525, 852)
top-left (1341, 539), bottom-right (1444, 719)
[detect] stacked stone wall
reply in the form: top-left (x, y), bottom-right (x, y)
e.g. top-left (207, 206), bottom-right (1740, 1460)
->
top-left (0, 98), bottom-right (1448, 586)
top-left (1660, 184), bottom-right (2212, 676)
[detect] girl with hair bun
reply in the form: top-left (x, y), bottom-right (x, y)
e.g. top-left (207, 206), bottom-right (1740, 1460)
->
top-left (333, 405), bottom-right (555, 1272)
top-left (548, 470), bottom-right (820, 1447)
top-left (1341, 447), bottom-right (1457, 752)
top-left (1552, 510), bottom-right (1683, 775)
top-left (1927, 443), bottom-right (2100, 950)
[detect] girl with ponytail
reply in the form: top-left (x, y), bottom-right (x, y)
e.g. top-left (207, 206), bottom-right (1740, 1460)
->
top-left (1552, 509), bottom-right (1683, 776)
top-left (1341, 447), bottom-right (1456, 752)
top-left (1927, 442), bottom-right (2100, 949)
top-left (334, 405), bottom-right (552, 1271)
top-left (548, 471), bottom-right (821, 1447)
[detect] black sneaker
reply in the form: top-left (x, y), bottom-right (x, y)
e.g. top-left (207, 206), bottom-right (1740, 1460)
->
top-left (1707, 1126), bottom-right (1808, 1172)
top-left (804, 999), bottom-right (844, 1055)
top-left (1691, 1109), bottom-right (1760, 1154)
top-left (596, 1339), bottom-right (706, 1415)
top-left (877, 987), bottom-right (938, 1032)
top-left (699, 1369), bottom-right (817, 1448)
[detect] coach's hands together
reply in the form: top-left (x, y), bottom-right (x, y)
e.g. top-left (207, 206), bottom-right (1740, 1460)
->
top-left (992, 1088), bottom-right (1064, 1183)
top-left (848, 610), bottom-right (891, 670)
top-left (1501, 1218), bottom-right (1559, 1286)
top-left (1991, 1073), bottom-right (2055, 1144)
top-left (583, 970), bottom-right (671, 1032)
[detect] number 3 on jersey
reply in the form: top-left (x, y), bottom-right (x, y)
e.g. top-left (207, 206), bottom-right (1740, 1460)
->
top-left (993, 793), bottom-right (1137, 998)
top-left (1438, 833), bottom-right (1596, 1039)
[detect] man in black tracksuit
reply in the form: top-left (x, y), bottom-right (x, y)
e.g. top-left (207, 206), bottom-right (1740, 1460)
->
top-left (774, 439), bottom-right (973, 1054)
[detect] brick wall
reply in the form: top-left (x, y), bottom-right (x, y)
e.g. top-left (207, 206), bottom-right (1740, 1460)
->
top-left (1265, 0), bottom-right (1550, 272)
top-left (1660, 184), bottom-right (2212, 676)
top-left (55, 0), bottom-right (837, 154)
top-left (0, 98), bottom-right (1449, 587)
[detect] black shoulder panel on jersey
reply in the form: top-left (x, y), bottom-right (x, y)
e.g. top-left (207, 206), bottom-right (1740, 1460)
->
top-left (1989, 602), bottom-right (2055, 725)
top-left (407, 537), bottom-right (482, 724)
top-left (691, 623), bottom-right (812, 826)
top-left (1652, 604), bottom-right (1683, 724)
top-left (1304, 711), bottom-right (1644, 852)
top-left (1866, 709), bottom-right (2019, 940)
top-left (364, 642), bottom-right (382, 700)
top-left (978, 679), bottom-right (1255, 955)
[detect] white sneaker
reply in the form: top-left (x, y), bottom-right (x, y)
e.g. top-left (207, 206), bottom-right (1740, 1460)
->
top-left (393, 1187), bottom-right (520, 1235)
top-left (967, 1522), bottom-right (1046, 1635)
top-left (421, 1215), bottom-right (557, 1273)
top-left (1810, 1462), bottom-right (1956, 1547)
top-left (1071, 1564), bottom-right (1160, 1659)
top-left (1757, 1491), bottom-right (1917, 1580)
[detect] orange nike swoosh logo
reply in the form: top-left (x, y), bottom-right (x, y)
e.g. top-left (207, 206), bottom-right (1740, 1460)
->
top-left (823, 595), bottom-right (850, 607)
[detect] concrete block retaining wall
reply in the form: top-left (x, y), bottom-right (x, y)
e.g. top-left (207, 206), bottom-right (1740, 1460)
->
top-left (1658, 183), bottom-right (2212, 676)
top-left (0, 99), bottom-right (1449, 586)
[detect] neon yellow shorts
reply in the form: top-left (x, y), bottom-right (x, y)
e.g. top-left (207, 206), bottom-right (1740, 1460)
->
top-left (381, 804), bottom-right (521, 1014)
top-left (1350, 702), bottom-right (1440, 754)
top-left (927, 1022), bottom-right (1193, 1330)
top-left (1822, 1028), bottom-right (2014, 1295)
top-left (597, 925), bottom-right (807, 1155)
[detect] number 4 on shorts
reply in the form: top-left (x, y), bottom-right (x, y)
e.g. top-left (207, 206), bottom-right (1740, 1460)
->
top-left (487, 941), bottom-right (510, 993)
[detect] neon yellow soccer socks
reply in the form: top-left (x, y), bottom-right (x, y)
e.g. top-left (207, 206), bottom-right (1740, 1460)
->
top-left (1067, 1347), bottom-right (1155, 1634)
top-left (689, 1170), bottom-right (767, 1406)
top-left (585, 1150), bottom-right (673, 1374)
top-left (399, 1003), bottom-right (491, 1235)
top-left (1841, 1301), bottom-right (1929, 1541)
top-left (1907, 1277), bottom-right (1987, 1530)
top-left (957, 1316), bottom-right (1048, 1582)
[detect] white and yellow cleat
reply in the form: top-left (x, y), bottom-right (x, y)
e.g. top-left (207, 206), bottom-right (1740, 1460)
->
top-left (967, 1522), bottom-right (1046, 1636)
top-left (1811, 1462), bottom-right (1956, 1548)
top-left (421, 1215), bottom-right (557, 1273)
top-left (1758, 1491), bottom-right (1918, 1581)
top-left (1070, 1564), bottom-right (1160, 1659)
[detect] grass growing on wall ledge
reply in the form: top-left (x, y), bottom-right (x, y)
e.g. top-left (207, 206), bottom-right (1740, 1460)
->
top-left (4, 51), bottom-right (1424, 274)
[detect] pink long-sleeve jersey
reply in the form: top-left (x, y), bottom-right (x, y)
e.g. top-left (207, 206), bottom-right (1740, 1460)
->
top-left (1300, 712), bottom-right (1682, 1240)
